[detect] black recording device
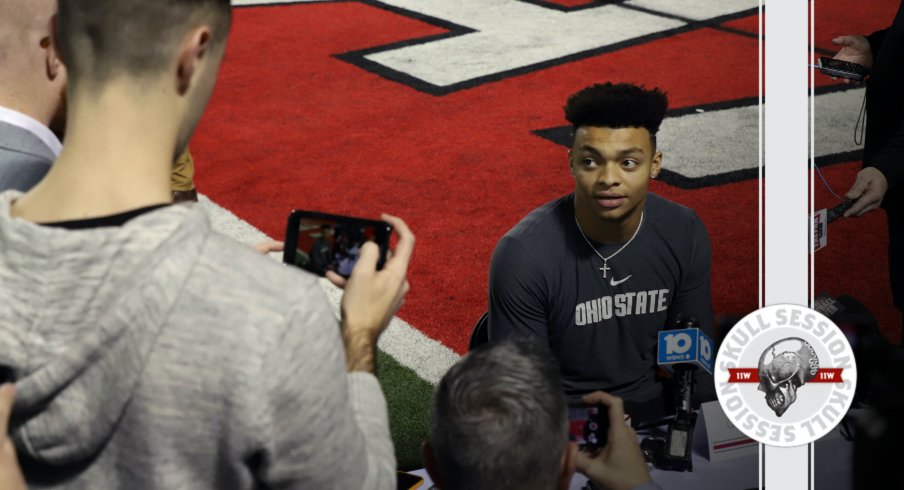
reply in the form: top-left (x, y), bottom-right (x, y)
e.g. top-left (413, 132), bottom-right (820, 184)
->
top-left (644, 316), bottom-right (702, 472)
top-left (662, 317), bottom-right (699, 471)
top-left (817, 57), bottom-right (868, 81)
top-left (827, 199), bottom-right (854, 223)
top-left (283, 210), bottom-right (391, 279)
top-left (813, 199), bottom-right (857, 253)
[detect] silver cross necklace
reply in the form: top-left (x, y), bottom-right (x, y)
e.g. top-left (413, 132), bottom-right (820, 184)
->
top-left (574, 211), bottom-right (644, 278)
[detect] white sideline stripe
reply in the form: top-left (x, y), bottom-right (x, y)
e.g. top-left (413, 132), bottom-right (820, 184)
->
top-left (198, 194), bottom-right (462, 385)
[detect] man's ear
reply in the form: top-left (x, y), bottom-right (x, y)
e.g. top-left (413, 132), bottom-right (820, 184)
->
top-left (421, 441), bottom-right (444, 489)
top-left (651, 150), bottom-right (662, 179)
top-left (560, 441), bottom-right (579, 490)
top-left (568, 149), bottom-right (575, 176)
top-left (176, 27), bottom-right (212, 95)
top-left (45, 15), bottom-right (64, 81)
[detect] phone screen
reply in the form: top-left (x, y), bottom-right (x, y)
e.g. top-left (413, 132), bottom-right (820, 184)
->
top-left (283, 211), bottom-right (391, 278)
top-left (568, 405), bottom-right (590, 444)
top-left (396, 471), bottom-right (424, 490)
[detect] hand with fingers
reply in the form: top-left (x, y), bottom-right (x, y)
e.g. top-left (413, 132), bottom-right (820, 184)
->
top-left (0, 384), bottom-right (26, 490)
top-left (844, 167), bottom-right (888, 217)
top-left (251, 240), bottom-right (284, 255)
top-left (830, 35), bottom-right (873, 83)
top-left (575, 391), bottom-right (652, 490)
top-left (326, 214), bottom-right (415, 373)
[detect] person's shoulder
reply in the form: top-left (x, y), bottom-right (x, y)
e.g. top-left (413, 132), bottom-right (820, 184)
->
top-left (0, 121), bottom-right (56, 162)
top-left (646, 192), bottom-right (705, 228)
top-left (177, 225), bottom-right (334, 342)
top-left (201, 233), bottom-right (323, 301)
top-left (0, 125), bottom-right (54, 192)
top-left (0, 158), bottom-right (52, 192)
top-left (644, 193), bottom-right (711, 266)
top-left (490, 195), bottom-right (572, 276)
top-left (501, 194), bottom-right (572, 242)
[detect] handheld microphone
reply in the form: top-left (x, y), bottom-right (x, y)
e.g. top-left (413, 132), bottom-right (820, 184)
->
top-left (656, 317), bottom-right (714, 376)
top-left (651, 316), bottom-right (714, 471)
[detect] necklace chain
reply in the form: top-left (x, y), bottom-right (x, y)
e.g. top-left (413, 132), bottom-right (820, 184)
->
top-left (574, 211), bottom-right (644, 278)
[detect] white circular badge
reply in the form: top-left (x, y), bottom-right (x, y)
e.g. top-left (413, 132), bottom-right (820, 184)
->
top-left (714, 304), bottom-right (857, 447)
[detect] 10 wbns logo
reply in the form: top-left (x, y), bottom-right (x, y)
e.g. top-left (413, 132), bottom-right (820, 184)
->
top-left (658, 328), bottom-right (714, 374)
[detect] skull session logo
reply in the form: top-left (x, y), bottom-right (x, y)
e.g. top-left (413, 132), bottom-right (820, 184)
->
top-left (757, 338), bottom-right (821, 417)
top-left (714, 305), bottom-right (857, 447)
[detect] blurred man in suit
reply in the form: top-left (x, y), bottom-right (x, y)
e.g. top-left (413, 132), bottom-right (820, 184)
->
top-left (835, 2), bottom-right (904, 339)
top-left (0, 0), bottom-right (66, 191)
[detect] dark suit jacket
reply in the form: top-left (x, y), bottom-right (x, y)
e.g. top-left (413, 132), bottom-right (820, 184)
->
top-left (0, 120), bottom-right (55, 192)
top-left (865, 3), bottom-right (904, 206)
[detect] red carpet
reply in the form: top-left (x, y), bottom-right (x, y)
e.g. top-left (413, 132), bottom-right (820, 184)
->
top-left (190, 1), bottom-right (902, 352)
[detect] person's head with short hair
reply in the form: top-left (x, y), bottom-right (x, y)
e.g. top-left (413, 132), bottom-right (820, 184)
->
top-left (422, 339), bottom-right (577, 490)
top-left (565, 82), bottom-right (668, 240)
top-left (565, 82), bottom-right (668, 152)
top-left (55, 0), bottom-right (231, 161)
top-left (0, 0), bottom-right (67, 137)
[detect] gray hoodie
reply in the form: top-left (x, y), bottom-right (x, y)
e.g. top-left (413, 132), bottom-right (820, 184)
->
top-left (0, 191), bottom-right (395, 489)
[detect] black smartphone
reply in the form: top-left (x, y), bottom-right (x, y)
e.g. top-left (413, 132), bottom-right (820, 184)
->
top-left (283, 210), bottom-right (391, 278)
top-left (568, 404), bottom-right (611, 450)
top-left (396, 471), bottom-right (424, 490)
top-left (817, 57), bottom-right (868, 81)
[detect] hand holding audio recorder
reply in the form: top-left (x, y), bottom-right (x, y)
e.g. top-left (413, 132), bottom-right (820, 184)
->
top-left (817, 56), bottom-right (869, 82)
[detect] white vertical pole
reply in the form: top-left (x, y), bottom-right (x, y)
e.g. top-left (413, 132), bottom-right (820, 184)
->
top-left (763, 0), bottom-right (812, 488)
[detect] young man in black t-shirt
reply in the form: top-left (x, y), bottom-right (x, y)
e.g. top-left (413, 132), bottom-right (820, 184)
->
top-left (488, 83), bottom-right (714, 407)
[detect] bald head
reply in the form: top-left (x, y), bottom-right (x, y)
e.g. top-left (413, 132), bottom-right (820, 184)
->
top-left (0, 0), bottom-right (67, 131)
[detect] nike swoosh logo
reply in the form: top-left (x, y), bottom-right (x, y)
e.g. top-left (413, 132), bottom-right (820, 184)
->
top-left (609, 275), bottom-right (632, 287)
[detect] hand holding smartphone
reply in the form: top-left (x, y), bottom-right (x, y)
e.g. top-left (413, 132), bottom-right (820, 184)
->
top-left (569, 403), bottom-right (626, 450)
top-left (284, 210), bottom-right (414, 373)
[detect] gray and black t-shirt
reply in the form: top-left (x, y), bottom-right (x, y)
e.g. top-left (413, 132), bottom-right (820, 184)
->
top-left (488, 192), bottom-right (713, 403)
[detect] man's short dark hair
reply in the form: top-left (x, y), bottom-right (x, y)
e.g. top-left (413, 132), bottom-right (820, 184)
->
top-left (430, 339), bottom-right (568, 490)
top-left (57, 0), bottom-right (231, 88)
top-left (564, 82), bottom-right (668, 148)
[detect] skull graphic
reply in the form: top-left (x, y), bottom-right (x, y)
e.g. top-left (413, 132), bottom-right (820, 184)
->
top-left (757, 338), bottom-right (819, 417)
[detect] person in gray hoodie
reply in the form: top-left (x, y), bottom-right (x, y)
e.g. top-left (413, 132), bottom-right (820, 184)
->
top-left (0, 1), bottom-right (413, 488)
